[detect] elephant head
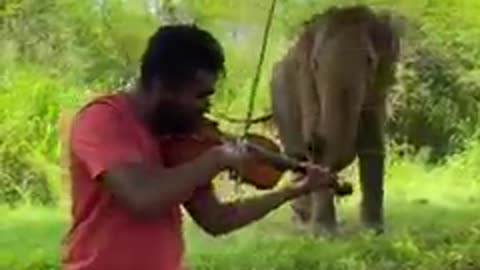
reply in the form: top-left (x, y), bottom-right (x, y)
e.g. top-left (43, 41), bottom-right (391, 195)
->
top-left (297, 6), bottom-right (401, 170)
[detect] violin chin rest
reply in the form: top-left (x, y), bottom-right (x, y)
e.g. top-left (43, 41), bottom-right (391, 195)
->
top-left (228, 133), bottom-right (286, 189)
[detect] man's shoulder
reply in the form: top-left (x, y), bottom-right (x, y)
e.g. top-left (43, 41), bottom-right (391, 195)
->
top-left (79, 91), bottom-right (126, 113)
top-left (68, 91), bottom-right (134, 140)
top-left (74, 91), bottom-right (128, 122)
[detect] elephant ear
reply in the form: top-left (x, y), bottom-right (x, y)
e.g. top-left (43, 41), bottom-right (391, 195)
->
top-left (378, 11), bottom-right (407, 38)
top-left (368, 11), bottom-right (402, 79)
top-left (375, 10), bottom-right (406, 58)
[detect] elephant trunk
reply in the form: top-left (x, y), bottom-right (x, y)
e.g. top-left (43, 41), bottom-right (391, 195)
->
top-left (312, 82), bottom-right (366, 172)
top-left (310, 34), bottom-right (372, 171)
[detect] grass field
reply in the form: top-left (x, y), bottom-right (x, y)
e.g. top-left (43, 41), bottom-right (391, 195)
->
top-left (1, 157), bottom-right (480, 270)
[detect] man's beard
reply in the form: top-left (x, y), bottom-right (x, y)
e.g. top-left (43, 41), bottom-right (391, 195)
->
top-left (146, 102), bottom-right (203, 136)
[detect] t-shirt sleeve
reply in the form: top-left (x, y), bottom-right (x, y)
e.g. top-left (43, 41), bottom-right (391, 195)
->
top-left (183, 181), bottom-right (215, 209)
top-left (70, 103), bottom-right (143, 180)
top-left (192, 182), bottom-right (214, 197)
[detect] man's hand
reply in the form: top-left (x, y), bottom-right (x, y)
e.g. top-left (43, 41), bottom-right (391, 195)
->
top-left (289, 163), bottom-right (337, 195)
top-left (184, 160), bottom-right (337, 236)
top-left (214, 140), bottom-right (336, 193)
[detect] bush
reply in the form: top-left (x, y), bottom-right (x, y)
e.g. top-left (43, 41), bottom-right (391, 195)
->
top-left (1, 0), bottom-right (480, 206)
top-left (386, 3), bottom-right (480, 162)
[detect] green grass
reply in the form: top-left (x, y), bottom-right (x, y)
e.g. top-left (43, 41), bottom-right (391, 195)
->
top-left (1, 157), bottom-right (480, 270)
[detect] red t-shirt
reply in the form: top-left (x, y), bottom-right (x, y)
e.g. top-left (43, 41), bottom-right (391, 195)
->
top-left (61, 92), bottom-right (208, 270)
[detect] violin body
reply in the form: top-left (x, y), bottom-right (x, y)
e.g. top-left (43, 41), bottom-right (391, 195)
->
top-left (162, 118), bottom-right (284, 190)
top-left (162, 118), bottom-right (353, 195)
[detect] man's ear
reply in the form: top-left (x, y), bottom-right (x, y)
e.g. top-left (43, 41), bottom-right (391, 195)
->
top-left (150, 79), bottom-right (175, 101)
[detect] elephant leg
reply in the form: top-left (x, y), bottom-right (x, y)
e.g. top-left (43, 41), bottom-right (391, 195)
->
top-left (270, 62), bottom-right (306, 160)
top-left (269, 63), bottom-right (310, 226)
top-left (285, 63), bottom-right (322, 229)
top-left (358, 152), bottom-right (384, 233)
top-left (294, 64), bottom-right (339, 236)
top-left (310, 187), bottom-right (337, 235)
top-left (356, 106), bottom-right (385, 233)
top-left (309, 136), bottom-right (337, 235)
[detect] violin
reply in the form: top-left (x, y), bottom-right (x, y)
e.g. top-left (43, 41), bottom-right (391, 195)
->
top-left (163, 117), bottom-right (353, 197)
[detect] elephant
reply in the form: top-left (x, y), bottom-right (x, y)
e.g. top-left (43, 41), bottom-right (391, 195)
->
top-left (269, 5), bottom-right (401, 235)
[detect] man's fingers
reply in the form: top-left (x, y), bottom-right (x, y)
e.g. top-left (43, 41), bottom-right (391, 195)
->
top-left (293, 173), bottom-right (308, 183)
top-left (306, 165), bottom-right (332, 178)
top-left (296, 162), bottom-right (339, 189)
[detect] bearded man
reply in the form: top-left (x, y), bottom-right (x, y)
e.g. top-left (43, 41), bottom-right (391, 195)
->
top-left (61, 24), bottom-right (334, 270)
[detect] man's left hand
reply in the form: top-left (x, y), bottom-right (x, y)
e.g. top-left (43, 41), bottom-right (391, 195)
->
top-left (291, 163), bottom-right (337, 194)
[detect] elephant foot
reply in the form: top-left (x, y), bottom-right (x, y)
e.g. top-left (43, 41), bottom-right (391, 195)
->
top-left (291, 211), bottom-right (308, 230)
top-left (309, 189), bottom-right (337, 235)
top-left (361, 206), bottom-right (384, 235)
top-left (290, 191), bottom-right (339, 237)
top-left (310, 220), bottom-right (338, 238)
top-left (361, 220), bottom-right (384, 235)
top-left (290, 193), bottom-right (311, 225)
top-left (290, 207), bottom-right (338, 237)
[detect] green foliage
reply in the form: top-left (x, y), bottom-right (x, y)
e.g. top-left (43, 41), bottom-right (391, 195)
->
top-left (386, 0), bottom-right (480, 161)
top-left (0, 0), bottom-right (158, 206)
top-left (2, 151), bottom-right (480, 269)
top-left (0, 0), bottom-right (480, 205)
top-left (0, 65), bottom-right (83, 206)
top-left (1, 2), bottom-right (480, 268)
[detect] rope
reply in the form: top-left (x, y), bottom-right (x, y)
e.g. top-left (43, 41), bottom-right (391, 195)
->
top-left (231, 0), bottom-right (278, 196)
top-left (242, 0), bottom-right (278, 136)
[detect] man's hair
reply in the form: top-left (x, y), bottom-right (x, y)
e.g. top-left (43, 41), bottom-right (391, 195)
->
top-left (140, 24), bottom-right (225, 91)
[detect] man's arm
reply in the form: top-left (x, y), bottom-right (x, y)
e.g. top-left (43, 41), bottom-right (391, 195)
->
top-left (183, 182), bottom-right (306, 236)
top-left (71, 103), bottom-right (227, 219)
top-left (100, 148), bottom-right (225, 218)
